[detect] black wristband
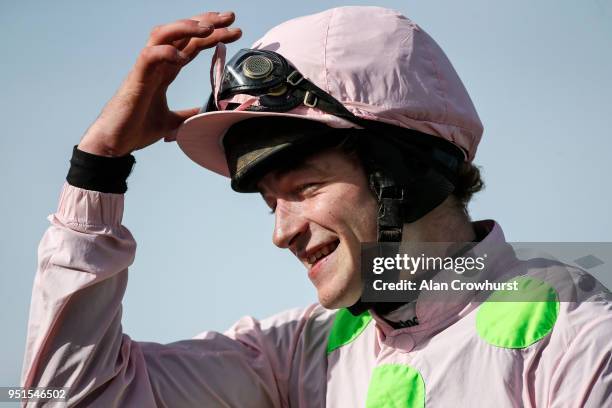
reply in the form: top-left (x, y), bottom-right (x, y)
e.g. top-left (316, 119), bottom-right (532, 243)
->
top-left (66, 145), bottom-right (136, 193)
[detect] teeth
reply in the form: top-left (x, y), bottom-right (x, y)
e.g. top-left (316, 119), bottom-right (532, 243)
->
top-left (306, 241), bottom-right (339, 265)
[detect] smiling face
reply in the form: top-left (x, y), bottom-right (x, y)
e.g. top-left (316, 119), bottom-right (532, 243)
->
top-left (258, 148), bottom-right (378, 309)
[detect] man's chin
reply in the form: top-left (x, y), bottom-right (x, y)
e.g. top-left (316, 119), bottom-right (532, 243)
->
top-left (316, 287), bottom-right (362, 310)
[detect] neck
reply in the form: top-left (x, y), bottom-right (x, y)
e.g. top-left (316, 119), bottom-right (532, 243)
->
top-left (398, 196), bottom-right (476, 270)
top-left (377, 196), bottom-right (477, 318)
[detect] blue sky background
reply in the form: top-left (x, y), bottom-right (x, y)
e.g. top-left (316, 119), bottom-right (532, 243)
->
top-left (1, 0), bottom-right (611, 392)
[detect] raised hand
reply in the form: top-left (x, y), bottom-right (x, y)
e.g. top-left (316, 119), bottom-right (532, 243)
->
top-left (77, 12), bottom-right (241, 157)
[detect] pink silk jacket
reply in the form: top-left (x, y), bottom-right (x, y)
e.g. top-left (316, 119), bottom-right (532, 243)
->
top-left (22, 183), bottom-right (612, 407)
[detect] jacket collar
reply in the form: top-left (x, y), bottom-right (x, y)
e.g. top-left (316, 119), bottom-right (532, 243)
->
top-left (371, 220), bottom-right (517, 339)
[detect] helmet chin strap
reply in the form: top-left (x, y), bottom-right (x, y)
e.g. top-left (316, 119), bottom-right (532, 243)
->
top-left (346, 135), bottom-right (458, 316)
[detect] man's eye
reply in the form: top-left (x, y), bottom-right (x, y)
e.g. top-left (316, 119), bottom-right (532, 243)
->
top-left (265, 183), bottom-right (319, 215)
top-left (297, 183), bottom-right (319, 194)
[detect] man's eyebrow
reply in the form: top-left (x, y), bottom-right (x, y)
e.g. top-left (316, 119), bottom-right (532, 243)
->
top-left (261, 161), bottom-right (318, 190)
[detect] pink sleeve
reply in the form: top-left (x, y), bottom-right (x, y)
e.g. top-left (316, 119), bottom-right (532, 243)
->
top-left (21, 182), bottom-right (306, 407)
top-left (547, 299), bottom-right (612, 408)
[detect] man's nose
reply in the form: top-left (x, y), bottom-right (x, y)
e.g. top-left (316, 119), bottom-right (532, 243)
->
top-left (272, 200), bottom-right (307, 249)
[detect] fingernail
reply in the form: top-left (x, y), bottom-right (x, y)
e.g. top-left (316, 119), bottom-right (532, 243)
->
top-left (218, 11), bottom-right (233, 18)
top-left (228, 27), bottom-right (242, 33)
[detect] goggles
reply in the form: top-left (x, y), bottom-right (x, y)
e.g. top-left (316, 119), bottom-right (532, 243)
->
top-left (204, 46), bottom-right (364, 126)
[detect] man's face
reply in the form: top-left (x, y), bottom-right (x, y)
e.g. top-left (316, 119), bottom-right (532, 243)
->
top-left (258, 148), bottom-right (378, 309)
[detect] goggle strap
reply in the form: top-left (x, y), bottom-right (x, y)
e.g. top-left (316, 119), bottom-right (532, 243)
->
top-left (289, 78), bottom-right (368, 127)
top-left (211, 43), bottom-right (227, 109)
top-left (287, 70), bottom-right (304, 86)
top-left (303, 91), bottom-right (318, 108)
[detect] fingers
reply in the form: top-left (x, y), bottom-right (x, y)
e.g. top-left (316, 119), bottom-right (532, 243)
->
top-left (171, 37), bottom-right (191, 50)
top-left (172, 107), bottom-right (202, 122)
top-left (147, 19), bottom-right (214, 47)
top-left (147, 12), bottom-right (237, 47)
top-left (180, 27), bottom-right (242, 61)
top-left (134, 45), bottom-right (184, 77)
top-left (164, 107), bottom-right (202, 141)
top-left (189, 11), bottom-right (237, 29)
top-left (133, 12), bottom-right (241, 84)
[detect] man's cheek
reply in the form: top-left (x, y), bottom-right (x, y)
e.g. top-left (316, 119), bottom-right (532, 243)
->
top-left (312, 195), bottom-right (343, 221)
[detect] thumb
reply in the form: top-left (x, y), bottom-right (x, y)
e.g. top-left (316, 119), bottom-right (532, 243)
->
top-left (165, 106), bottom-right (202, 142)
top-left (173, 106), bottom-right (202, 122)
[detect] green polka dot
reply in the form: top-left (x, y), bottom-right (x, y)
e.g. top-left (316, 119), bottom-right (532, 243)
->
top-left (366, 364), bottom-right (425, 408)
top-left (326, 308), bottom-right (372, 354)
top-left (477, 276), bottom-right (559, 348)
